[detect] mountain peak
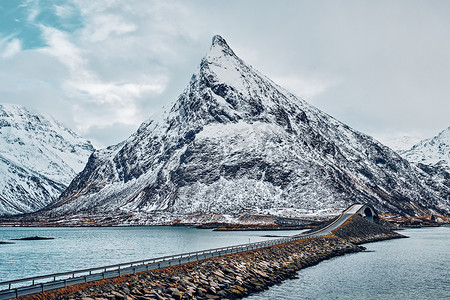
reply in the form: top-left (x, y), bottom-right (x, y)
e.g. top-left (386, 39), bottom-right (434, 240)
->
top-left (49, 36), bottom-right (449, 220)
top-left (211, 35), bottom-right (227, 46)
top-left (209, 35), bottom-right (235, 58)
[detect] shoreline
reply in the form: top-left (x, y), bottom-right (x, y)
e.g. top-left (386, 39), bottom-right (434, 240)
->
top-left (1, 213), bottom-right (448, 229)
top-left (0, 224), bottom-right (312, 231)
top-left (17, 215), bottom-right (405, 300)
top-left (0, 219), bottom-right (448, 229)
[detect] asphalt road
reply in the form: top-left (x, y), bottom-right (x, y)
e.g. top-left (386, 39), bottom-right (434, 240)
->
top-left (0, 204), bottom-right (363, 300)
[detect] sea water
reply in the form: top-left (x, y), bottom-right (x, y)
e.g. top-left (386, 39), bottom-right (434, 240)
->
top-left (247, 227), bottom-right (449, 300)
top-left (1, 226), bottom-right (448, 299)
top-left (0, 226), bottom-right (305, 282)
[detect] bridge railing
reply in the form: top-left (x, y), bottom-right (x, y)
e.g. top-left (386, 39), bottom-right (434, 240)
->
top-left (293, 206), bottom-right (355, 238)
top-left (0, 233), bottom-right (316, 294)
top-left (0, 203), bottom-right (369, 300)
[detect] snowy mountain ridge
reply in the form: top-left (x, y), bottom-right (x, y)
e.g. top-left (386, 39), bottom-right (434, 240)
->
top-left (400, 126), bottom-right (450, 172)
top-left (47, 35), bottom-right (449, 221)
top-left (0, 104), bottom-right (94, 215)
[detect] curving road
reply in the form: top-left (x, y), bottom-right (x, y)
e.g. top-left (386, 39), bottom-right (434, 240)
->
top-left (294, 204), bottom-right (366, 238)
top-left (0, 204), bottom-right (368, 300)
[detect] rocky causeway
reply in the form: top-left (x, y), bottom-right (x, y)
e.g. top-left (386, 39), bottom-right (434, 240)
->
top-left (19, 215), bottom-right (404, 300)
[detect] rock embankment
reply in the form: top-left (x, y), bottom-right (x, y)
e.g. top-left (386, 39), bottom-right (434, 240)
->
top-left (22, 237), bottom-right (361, 300)
top-left (333, 215), bottom-right (406, 244)
top-left (20, 217), bottom-right (404, 300)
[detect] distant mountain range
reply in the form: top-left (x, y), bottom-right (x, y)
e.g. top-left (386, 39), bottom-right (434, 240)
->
top-left (400, 126), bottom-right (450, 173)
top-left (39, 35), bottom-right (448, 222)
top-left (0, 104), bottom-right (94, 215)
top-left (399, 127), bottom-right (450, 202)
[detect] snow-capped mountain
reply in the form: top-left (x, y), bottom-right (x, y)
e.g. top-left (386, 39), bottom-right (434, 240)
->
top-left (400, 126), bottom-right (450, 172)
top-left (48, 36), bottom-right (449, 219)
top-left (0, 104), bottom-right (94, 215)
top-left (399, 127), bottom-right (450, 195)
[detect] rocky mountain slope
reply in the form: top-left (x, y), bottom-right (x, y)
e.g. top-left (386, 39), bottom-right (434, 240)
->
top-left (0, 104), bottom-right (94, 215)
top-left (47, 36), bottom-right (449, 221)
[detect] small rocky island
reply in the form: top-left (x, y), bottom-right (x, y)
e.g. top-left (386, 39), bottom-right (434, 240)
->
top-left (11, 236), bottom-right (54, 241)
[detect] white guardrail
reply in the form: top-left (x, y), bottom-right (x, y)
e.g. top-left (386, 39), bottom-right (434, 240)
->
top-left (0, 204), bottom-right (360, 299)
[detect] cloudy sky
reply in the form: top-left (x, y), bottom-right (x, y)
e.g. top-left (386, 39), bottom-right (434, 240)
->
top-left (0, 0), bottom-right (449, 148)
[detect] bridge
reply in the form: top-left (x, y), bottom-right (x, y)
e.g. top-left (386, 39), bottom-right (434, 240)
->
top-left (294, 203), bottom-right (378, 237)
top-left (0, 204), bottom-right (377, 299)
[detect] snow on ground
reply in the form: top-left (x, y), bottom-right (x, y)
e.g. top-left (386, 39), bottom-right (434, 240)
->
top-left (0, 103), bottom-right (94, 215)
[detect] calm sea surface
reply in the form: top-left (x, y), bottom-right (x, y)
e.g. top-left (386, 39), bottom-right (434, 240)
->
top-left (1, 227), bottom-right (449, 299)
top-left (247, 227), bottom-right (449, 300)
top-left (0, 226), bottom-right (305, 282)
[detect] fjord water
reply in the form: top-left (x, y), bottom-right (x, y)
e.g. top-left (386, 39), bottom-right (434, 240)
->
top-left (0, 226), bottom-right (305, 282)
top-left (1, 227), bottom-right (448, 299)
top-left (247, 227), bottom-right (450, 300)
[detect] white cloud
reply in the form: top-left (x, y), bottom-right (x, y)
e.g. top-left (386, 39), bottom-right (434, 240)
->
top-left (54, 4), bottom-right (76, 19)
top-left (69, 80), bottom-right (167, 132)
top-left (0, 38), bottom-right (22, 59)
top-left (24, 0), bottom-right (40, 22)
top-left (37, 24), bottom-right (169, 139)
top-left (39, 26), bottom-right (87, 76)
top-left (271, 75), bottom-right (336, 100)
top-left (88, 14), bottom-right (137, 42)
top-left (1, 0), bottom-right (449, 149)
top-left (1, 0), bottom-right (205, 148)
